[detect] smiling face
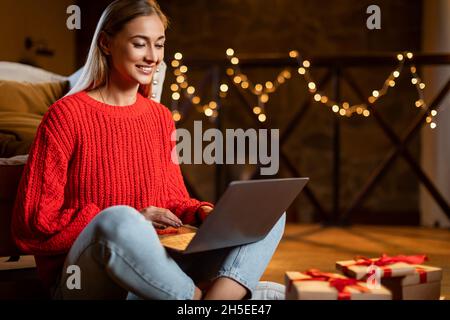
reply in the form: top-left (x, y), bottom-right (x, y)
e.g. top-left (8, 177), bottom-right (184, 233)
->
top-left (101, 14), bottom-right (165, 87)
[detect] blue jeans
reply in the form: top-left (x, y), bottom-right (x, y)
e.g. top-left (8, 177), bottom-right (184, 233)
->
top-left (51, 205), bottom-right (285, 300)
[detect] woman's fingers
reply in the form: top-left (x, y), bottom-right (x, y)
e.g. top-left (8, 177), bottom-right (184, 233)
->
top-left (151, 207), bottom-right (182, 227)
top-left (152, 222), bottom-right (166, 229)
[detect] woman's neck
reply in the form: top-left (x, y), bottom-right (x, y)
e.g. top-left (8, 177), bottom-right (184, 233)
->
top-left (99, 83), bottom-right (139, 106)
top-left (98, 69), bottom-right (140, 106)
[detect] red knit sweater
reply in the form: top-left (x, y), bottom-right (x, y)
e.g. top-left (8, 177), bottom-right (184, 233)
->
top-left (11, 91), bottom-right (213, 289)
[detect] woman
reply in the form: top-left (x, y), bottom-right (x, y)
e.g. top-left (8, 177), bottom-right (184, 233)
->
top-left (11, 0), bottom-right (285, 300)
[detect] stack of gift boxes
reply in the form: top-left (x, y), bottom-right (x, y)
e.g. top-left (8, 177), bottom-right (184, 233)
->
top-left (285, 254), bottom-right (442, 300)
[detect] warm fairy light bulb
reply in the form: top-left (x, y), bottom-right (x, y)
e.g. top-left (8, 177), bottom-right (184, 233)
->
top-left (372, 90), bottom-right (380, 98)
top-left (209, 101), bottom-right (218, 109)
top-left (339, 109), bottom-right (346, 116)
top-left (343, 102), bottom-right (350, 109)
top-left (233, 76), bottom-right (242, 84)
top-left (289, 50), bottom-right (299, 58)
top-left (170, 84), bottom-right (179, 91)
top-left (368, 96), bottom-right (376, 104)
top-left (277, 76), bottom-right (285, 84)
top-left (393, 71), bottom-right (400, 78)
top-left (282, 70), bottom-right (291, 79)
top-left (426, 116), bottom-right (432, 123)
top-left (389, 80), bottom-right (396, 87)
top-left (406, 52), bottom-right (414, 59)
top-left (419, 83), bottom-right (426, 89)
top-left (176, 75), bottom-right (185, 83)
top-left (179, 65), bottom-right (188, 73)
top-left (297, 67), bottom-right (306, 75)
top-left (226, 68), bottom-right (234, 76)
top-left (410, 66), bottom-right (417, 73)
top-left (411, 78), bottom-right (418, 85)
top-left (314, 94), bottom-right (321, 102)
top-left (192, 96), bottom-right (201, 104)
top-left (204, 108), bottom-right (213, 117)
top-left (180, 82), bottom-right (188, 89)
top-left (258, 114), bottom-right (267, 122)
top-left (430, 122), bottom-right (437, 129)
top-left (363, 109), bottom-right (370, 117)
top-left (415, 100), bottom-right (423, 107)
top-left (231, 57), bottom-right (239, 65)
top-left (172, 110), bottom-right (181, 122)
top-left (302, 60), bottom-right (311, 68)
top-left (172, 92), bottom-right (180, 100)
top-left (241, 81), bottom-right (249, 89)
top-left (265, 81), bottom-right (274, 89)
top-left (187, 86), bottom-right (195, 94)
top-left (226, 48), bottom-right (235, 57)
top-left (332, 105), bottom-right (339, 113)
top-left (397, 54), bottom-right (404, 61)
top-left (171, 60), bottom-right (180, 68)
top-left (174, 69), bottom-right (182, 76)
top-left (174, 52), bottom-right (183, 60)
top-left (321, 96), bottom-right (328, 103)
top-left (260, 94), bottom-right (269, 103)
top-left (255, 84), bottom-right (263, 92)
top-left (308, 82), bottom-right (316, 90)
top-left (220, 84), bottom-right (229, 92)
top-left (253, 106), bottom-right (262, 114)
top-left (431, 110), bottom-right (437, 116)
top-left (356, 107), bottom-right (363, 114)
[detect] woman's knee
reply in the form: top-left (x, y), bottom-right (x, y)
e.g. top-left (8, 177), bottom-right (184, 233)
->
top-left (91, 205), bottom-right (155, 242)
top-left (268, 212), bottom-right (286, 241)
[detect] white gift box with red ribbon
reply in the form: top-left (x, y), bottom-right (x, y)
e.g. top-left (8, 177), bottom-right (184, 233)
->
top-left (285, 270), bottom-right (392, 300)
top-left (335, 255), bottom-right (442, 300)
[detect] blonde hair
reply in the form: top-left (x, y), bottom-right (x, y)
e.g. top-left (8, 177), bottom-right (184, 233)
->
top-left (66, 0), bottom-right (168, 98)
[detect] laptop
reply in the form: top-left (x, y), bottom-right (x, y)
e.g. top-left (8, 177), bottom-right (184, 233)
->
top-left (159, 177), bottom-right (309, 254)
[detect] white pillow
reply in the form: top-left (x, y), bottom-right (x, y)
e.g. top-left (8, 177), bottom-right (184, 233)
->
top-left (0, 62), bottom-right (67, 83)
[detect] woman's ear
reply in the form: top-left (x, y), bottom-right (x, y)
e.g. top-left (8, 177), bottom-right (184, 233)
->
top-left (98, 31), bottom-right (111, 56)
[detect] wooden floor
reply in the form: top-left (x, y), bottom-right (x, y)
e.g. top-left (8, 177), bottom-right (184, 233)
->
top-left (262, 223), bottom-right (450, 298)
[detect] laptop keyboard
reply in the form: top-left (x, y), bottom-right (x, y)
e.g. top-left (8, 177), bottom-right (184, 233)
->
top-left (159, 232), bottom-right (196, 251)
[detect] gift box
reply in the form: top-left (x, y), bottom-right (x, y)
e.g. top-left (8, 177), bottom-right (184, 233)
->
top-left (335, 254), bottom-right (442, 300)
top-left (285, 269), bottom-right (392, 300)
top-left (335, 254), bottom-right (427, 280)
top-left (380, 265), bottom-right (442, 300)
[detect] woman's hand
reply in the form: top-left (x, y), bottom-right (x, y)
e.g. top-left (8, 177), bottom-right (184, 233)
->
top-left (197, 205), bottom-right (214, 222)
top-left (139, 206), bottom-right (182, 229)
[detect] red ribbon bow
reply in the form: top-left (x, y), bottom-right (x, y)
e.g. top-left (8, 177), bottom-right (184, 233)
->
top-left (353, 254), bottom-right (428, 267)
top-left (347, 254), bottom-right (428, 281)
top-left (290, 269), bottom-right (369, 300)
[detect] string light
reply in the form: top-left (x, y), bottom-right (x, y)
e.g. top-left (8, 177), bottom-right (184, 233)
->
top-left (168, 53), bottom-right (224, 122)
top-left (174, 52), bottom-right (183, 60)
top-left (258, 114), bottom-right (267, 122)
top-left (169, 49), bottom-right (436, 128)
top-left (225, 48), bottom-right (294, 122)
top-left (179, 65), bottom-right (188, 73)
top-left (220, 84), bottom-right (229, 93)
top-left (288, 50), bottom-right (436, 127)
top-left (172, 92), bottom-right (180, 100)
top-left (187, 86), bottom-right (195, 95)
top-left (172, 110), bottom-right (181, 122)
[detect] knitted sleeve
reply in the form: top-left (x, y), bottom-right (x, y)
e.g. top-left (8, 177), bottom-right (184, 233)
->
top-left (161, 109), bottom-right (214, 225)
top-left (11, 106), bottom-right (100, 255)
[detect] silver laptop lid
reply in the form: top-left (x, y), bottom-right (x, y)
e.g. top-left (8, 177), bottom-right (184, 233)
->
top-left (185, 177), bottom-right (309, 253)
